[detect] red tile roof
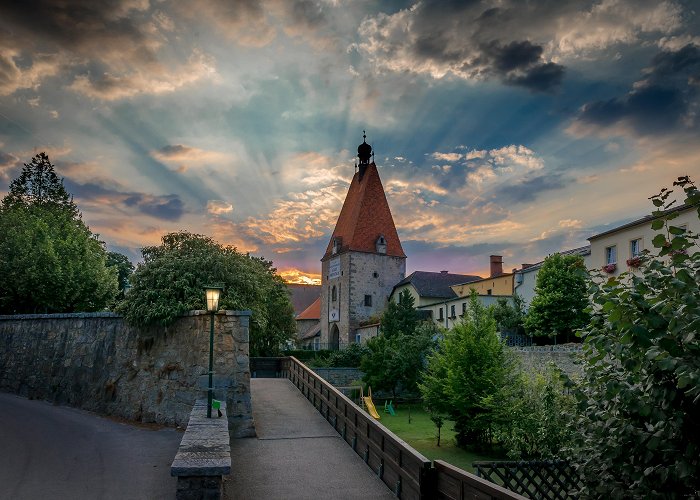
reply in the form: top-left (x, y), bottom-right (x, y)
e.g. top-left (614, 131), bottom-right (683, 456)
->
top-left (296, 297), bottom-right (320, 320)
top-left (323, 162), bottom-right (405, 260)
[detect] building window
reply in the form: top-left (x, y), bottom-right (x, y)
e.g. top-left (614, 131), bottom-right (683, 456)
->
top-left (461, 302), bottom-right (467, 315)
top-left (364, 295), bottom-right (372, 307)
top-left (331, 285), bottom-right (337, 302)
top-left (373, 272), bottom-right (379, 278)
top-left (355, 334), bottom-right (361, 344)
top-left (438, 307), bottom-right (443, 320)
top-left (450, 305), bottom-right (456, 318)
top-left (605, 245), bottom-right (617, 265)
top-left (630, 238), bottom-right (642, 257)
top-left (487, 289), bottom-right (492, 295)
top-left (314, 337), bottom-right (320, 351)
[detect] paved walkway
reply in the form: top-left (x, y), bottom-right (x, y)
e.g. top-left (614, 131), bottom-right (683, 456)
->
top-left (226, 378), bottom-right (395, 500)
top-left (0, 393), bottom-right (182, 500)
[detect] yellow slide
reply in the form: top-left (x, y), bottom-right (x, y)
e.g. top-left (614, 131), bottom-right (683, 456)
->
top-left (361, 386), bottom-right (381, 420)
top-left (363, 396), bottom-right (381, 419)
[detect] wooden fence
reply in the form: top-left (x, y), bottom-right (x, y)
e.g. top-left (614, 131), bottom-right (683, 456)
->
top-left (257, 356), bottom-right (525, 500)
top-left (473, 460), bottom-right (581, 499)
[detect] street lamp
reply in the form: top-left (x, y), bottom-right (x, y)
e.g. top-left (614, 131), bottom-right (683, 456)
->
top-left (204, 285), bottom-right (224, 418)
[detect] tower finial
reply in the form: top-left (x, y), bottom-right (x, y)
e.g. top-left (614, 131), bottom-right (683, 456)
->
top-left (357, 131), bottom-right (372, 167)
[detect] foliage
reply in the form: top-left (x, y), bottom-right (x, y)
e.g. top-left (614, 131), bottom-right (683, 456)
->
top-left (381, 289), bottom-right (419, 339)
top-left (420, 292), bottom-right (517, 447)
top-left (430, 412), bottom-right (445, 447)
top-left (491, 294), bottom-right (525, 334)
top-left (484, 365), bottom-right (576, 459)
top-left (524, 253), bottom-right (589, 338)
top-left (571, 176), bottom-right (700, 498)
top-left (361, 321), bottom-right (438, 397)
top-left (117, 231), bottom-right (296, 356)
top-left (313, 343), bottom-right (370, 368)
top-left (2, 152), bottom-right (78, 216)
top-left (106, 251), bottom-right (134, 299)
top-left (0, 153), bottom-right (117, 313)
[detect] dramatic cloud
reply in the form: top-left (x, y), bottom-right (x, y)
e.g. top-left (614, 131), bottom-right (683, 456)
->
top-left (494, 173), bottom-right (570, 204)
top-left (355, 0), bottom-right (687, 92)
top-left (151, 143), bottom-right (230, 172)
top-left (0, 1), bottom-right (218, 99)
top-left (207, 200), bottom-right (234, 215)
top-left (573, 43), bottom-right (700, 136)
top-left (64, 180), bottom-right (186, 221)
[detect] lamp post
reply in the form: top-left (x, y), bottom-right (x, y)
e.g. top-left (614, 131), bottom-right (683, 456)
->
top-left (204, 285), bottom-right (223, 418)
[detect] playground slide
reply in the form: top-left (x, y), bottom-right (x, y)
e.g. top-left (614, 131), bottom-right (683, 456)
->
top-left (363, 396), bottom-right (381, 419)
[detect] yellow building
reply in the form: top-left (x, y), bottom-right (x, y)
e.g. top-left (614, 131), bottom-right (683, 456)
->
top-left (451, 256), bottom-right (514, 297)
top-left (588, 204), bottom-right (699, 276)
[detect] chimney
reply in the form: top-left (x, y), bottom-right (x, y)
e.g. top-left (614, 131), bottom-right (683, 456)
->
top-left (490, 255), bottom-right (503, 277)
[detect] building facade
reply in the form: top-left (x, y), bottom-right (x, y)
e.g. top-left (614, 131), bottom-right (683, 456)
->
top-left (588, 205), bottom-right (698, 276)
top-left (320, 136), bottom-right (406, 349)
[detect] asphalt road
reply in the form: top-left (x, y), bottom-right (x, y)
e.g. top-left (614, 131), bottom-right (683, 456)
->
top-left (0, 393), bottom-right (182, 500)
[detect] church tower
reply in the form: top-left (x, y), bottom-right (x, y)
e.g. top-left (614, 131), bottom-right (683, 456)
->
top-left (320, 133), bottom-right (407, 349)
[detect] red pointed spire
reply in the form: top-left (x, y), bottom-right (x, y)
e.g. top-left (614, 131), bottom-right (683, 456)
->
top-left (323, 161), bottom-right (405, 260)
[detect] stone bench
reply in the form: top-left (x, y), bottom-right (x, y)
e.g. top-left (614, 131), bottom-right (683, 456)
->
top-left (171, 399), bottom-right (231, 500)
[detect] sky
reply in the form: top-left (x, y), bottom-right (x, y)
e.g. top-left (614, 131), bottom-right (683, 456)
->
top-left (1, 0), bottom-right (699, 283)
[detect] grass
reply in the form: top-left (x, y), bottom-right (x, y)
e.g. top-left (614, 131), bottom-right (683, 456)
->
top-left (376, 403), bottom-right (504, 473)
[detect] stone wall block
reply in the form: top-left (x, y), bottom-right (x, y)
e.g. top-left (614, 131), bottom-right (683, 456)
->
top-left (0, 311), bottom-right (252, 434)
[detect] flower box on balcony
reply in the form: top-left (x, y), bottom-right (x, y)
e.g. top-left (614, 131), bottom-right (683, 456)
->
top-left (602, 263), bottom-right (617, 273)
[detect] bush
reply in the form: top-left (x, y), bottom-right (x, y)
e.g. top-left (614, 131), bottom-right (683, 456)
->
top-left (571, 176), bottom-right (700, 498)
top-left (484, 365), bottom-right (576, 459)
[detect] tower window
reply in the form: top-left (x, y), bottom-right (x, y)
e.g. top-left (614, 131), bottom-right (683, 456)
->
top-left (364, 295), bottom-right (372, 307)
top-left (331, 286), bottom-right (337, 302)
top-left (373, 272), bottom-right (379, 278)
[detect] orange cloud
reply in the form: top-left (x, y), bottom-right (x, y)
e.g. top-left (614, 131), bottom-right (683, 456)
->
top-left (279, 269), bottom-right (322, 285)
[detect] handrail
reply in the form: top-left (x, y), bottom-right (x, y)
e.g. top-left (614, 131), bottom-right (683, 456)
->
top-left (258, 356), bottom-right (528, 500)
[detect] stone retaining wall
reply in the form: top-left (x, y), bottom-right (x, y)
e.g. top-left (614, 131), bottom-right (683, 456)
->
top-left (0, 311), bottom-right (254, 437)
top-left (511, 344), bottom-right (583, 378)
top-left (312, 367), bottom-right (363, 387)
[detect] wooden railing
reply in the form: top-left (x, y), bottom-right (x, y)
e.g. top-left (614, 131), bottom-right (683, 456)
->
top-left (282, 357), bottom-right (433, 499)
top-left (272, 356), bottom-right (525, 500)
top-left (435, 460), bottom-right (527, 500)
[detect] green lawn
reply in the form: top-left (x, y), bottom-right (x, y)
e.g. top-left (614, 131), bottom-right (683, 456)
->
top-left (376, 404), bottom-right (504, 473)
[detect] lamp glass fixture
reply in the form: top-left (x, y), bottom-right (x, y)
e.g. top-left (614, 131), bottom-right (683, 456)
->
top-left (205, 286), bottom-right (223, 312)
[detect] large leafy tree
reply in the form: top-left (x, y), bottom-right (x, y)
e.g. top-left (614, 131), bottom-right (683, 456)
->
top-left (524, 253), bottom-right (589, 338)
top-left (571, 177), bottom-right (700, 498)
top-left (420, 292), bottom-right (517, 447)
top-left (106, 251), bottom-right (135, 299)
top-left (0, 153), bottom-right (117, 313)
top-left (361, 290), bottom-right (435, 396)
top-left (117, 231), bottom-right (296, 356)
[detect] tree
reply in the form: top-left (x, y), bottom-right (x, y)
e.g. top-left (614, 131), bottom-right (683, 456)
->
top-left (362, 321), bottom-right (437, 397)
top-left (524, 253), bottom-right (589, 339)
top-left (106, 251), bottom-right (135, 299)
top-left (381, 289), bottom-right (419, 339)
top-left (571, 176), bottom-right (700, 498)
top-left (117, 231), bottom-right (296, 356)
top-left (361, 291), bottom-right (436, 397)
top-left (0, 153), bottom-right (117, 313)
top-left (483, 365), bottom-right (575, 459)
top-left (492, 294), bottom-right (525, 335)
top-left (420, 292), bottom-right (517, 447)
